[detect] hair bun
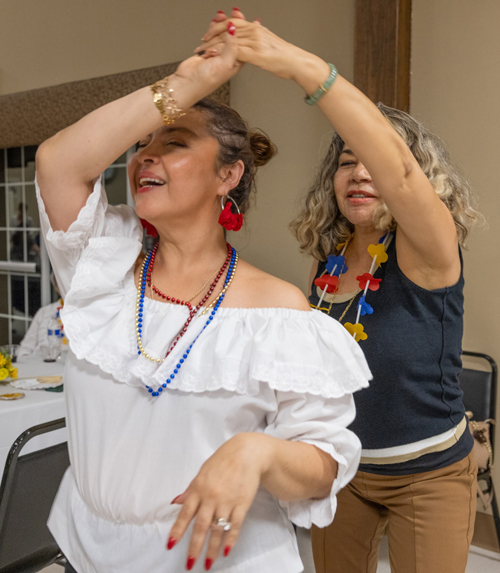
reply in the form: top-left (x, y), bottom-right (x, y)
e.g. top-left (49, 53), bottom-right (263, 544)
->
top-left (249, 129), bottom-right (277, 168)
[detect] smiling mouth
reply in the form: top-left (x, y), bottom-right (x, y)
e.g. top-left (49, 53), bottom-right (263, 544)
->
top-left (138, 177), bottom-right (166, 188)
top-left (347, 191), bottom-right (375, 199)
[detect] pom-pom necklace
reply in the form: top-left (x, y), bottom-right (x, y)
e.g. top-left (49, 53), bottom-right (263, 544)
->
top-left (311, 233), bottom-right (393, 342)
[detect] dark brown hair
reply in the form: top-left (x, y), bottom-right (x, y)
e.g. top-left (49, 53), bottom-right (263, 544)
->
top-left (194, 98), bottom-right (277, 214)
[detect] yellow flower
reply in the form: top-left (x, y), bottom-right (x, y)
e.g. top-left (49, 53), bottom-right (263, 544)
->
top-left (367, 243), bottom-right (388, 264)
top-left (344, 322), bottom-right (368, 342)
top-left (0, 368), bottom-right (9, 381)
top-left (9, 367), bottom-right (18, 379)
top-left (0, 355), bottom-right (6, 368)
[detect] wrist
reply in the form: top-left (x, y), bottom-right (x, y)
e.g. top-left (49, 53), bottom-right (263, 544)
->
top-left (290, 52), bottom-right (332, 96)
top-left (167, 73), bottom-right (207, 110)
top-left (232, 432), bottom-right (275, 479)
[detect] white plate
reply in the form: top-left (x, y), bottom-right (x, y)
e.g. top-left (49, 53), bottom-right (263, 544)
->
top-left (11, 376), bottom-right (63, 390)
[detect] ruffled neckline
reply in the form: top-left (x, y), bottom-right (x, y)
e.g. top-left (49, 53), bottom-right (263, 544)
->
top-left (61, 227), bottom-right (371, 399)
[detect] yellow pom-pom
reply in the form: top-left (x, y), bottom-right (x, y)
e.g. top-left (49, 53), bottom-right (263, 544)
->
top-left (367, 243), bottom-right (388, 264)
top-left (344, 322), bottom-right (368, 342)
top-left (0, 367), bottom-right (9, 381)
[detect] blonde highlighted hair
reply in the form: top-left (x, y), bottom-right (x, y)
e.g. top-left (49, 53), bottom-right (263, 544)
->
top-left (290, 103), bottom-right (481, 261)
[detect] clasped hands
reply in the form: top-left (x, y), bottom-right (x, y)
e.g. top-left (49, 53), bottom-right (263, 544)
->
top-left (195, 8), bottom-right (300, 81)
top-left (174, 7), bottom-right (308, 99)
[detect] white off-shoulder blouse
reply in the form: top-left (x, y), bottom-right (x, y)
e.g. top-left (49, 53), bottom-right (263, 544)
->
top-left (37, 178), bottom-right (371, 573)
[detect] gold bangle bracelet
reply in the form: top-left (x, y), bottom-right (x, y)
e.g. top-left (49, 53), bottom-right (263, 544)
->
top-left (151, 76), bottom-right (186, 126)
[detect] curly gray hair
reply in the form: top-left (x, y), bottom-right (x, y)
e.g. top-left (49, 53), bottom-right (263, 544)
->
top-left (290, 103), bottom-right (481, 261)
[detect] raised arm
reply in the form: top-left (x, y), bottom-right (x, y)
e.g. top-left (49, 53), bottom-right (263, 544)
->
top-left (294, 64), bottom-right (458, 273)
top-left (36, 42), bottom-right (240, 232)
top-left (199, 16), bottom-right (459, 277)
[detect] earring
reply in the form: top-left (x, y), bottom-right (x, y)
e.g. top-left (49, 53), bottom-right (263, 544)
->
top-left (218, 195), bottom-right (243, 232)
top-left (140, 219), bottom-right (158, 237)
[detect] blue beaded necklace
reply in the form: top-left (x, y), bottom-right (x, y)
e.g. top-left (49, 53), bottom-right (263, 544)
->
top-left (137, 245), bottom-right (238, 398)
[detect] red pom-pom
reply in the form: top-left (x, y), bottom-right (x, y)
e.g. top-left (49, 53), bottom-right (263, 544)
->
top-left (314, 274), bottom-right (339, 294)
top-left (356, 272), bottom-right (382, 291)
top-left (218, 202), bottom-right (243, 232)
top-left (140, 219), bottom-right (158, 237)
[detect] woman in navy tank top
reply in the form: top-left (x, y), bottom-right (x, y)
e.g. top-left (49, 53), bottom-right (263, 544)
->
top-left (199, 11), bottom-right (481, 573)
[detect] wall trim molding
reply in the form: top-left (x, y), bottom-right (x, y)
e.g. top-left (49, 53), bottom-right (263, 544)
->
top-left (0, 64), bottom-right (230, 149)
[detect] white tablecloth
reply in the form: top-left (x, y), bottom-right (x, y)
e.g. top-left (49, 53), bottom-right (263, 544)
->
top-left (0, 352), bottom-right (67, 476)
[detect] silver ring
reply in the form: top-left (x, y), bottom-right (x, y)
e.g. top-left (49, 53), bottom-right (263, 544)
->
top-left (213, 517), bottom-right (231, 532)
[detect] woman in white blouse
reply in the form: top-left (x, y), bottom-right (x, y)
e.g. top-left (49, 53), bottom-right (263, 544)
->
top-left (35, 31), bottom-right (369, 573)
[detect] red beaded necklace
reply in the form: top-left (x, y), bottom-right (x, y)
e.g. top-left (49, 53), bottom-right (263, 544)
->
top-left (145, 242), bottom-right (232, 357)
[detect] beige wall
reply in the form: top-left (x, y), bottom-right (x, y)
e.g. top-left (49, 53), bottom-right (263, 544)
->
top-left (412, 0), bottom-right (500, 501)
top-left (0, 0), bottom-right (355, 292)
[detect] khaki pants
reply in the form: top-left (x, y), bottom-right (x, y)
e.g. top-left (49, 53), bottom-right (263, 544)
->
top-left (312, 452), bottom-right (477, 573)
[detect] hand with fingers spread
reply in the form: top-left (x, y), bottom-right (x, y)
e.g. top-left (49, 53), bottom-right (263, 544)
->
top-left (167, 433), bottom-right (267, 571)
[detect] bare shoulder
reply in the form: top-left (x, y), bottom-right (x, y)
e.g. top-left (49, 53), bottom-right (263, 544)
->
top-left (223, 258), bottom-right (311, 311)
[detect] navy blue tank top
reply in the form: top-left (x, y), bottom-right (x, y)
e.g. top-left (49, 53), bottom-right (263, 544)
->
top-left (309, 238), bottom-right (473, 475)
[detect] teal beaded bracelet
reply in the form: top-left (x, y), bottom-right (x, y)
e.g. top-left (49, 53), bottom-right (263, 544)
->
top-left (304, 63), bottom-right (338, 106)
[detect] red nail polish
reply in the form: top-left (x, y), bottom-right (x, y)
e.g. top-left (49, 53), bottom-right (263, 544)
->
top-left (205, 558), bottom-right (213, 570)
top-left (224, 545), bottom-right (232, 557)
top-left (167, 537), bottom-right (177, 550)
top-left (227, 22), bottom-right (236, 35)
top-left (186, 556), bottom-right (196, 570)
top-left (233, 6), bottom-right (240, 10)
top-left (212, 18), bottom-right (217, 21)
top-left (218, 10), bottom-right (225, 13)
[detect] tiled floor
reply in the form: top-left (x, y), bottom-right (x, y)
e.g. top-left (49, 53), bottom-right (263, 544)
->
top-left (42, 532), bottom-right (500, 572)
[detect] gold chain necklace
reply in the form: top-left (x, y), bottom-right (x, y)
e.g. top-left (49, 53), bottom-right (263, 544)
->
top-left (151, 265), bottom-right (220, 305)
top-left (135, 250), bottom-right (239, 363)
top-left (336, 289), bottom-right (362, 323)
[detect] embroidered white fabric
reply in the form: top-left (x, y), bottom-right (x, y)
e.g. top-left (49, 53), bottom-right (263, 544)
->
top-left (37, 178), bottom-right (371, 573)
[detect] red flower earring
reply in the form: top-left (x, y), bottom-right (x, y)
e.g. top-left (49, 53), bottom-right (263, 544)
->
top-left (218, 195), bottom-right (243, 231)
top-left (140, 219), bottom-right (158, 237)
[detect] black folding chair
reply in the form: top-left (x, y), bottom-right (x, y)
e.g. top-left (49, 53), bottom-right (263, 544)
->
top-left (459, 351), bottom-right (500, 549)
top-left (0, 418), bottom-right (69, 572)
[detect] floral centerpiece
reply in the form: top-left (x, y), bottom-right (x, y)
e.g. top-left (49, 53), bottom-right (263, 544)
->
top-left (0, 348), bottom-right (18, 381)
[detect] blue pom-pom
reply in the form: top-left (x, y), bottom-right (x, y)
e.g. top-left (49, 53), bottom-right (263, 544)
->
top-left (358, 295), bottom-right (374, 316)
top-left (326, 255), bottom-right (347, 276)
